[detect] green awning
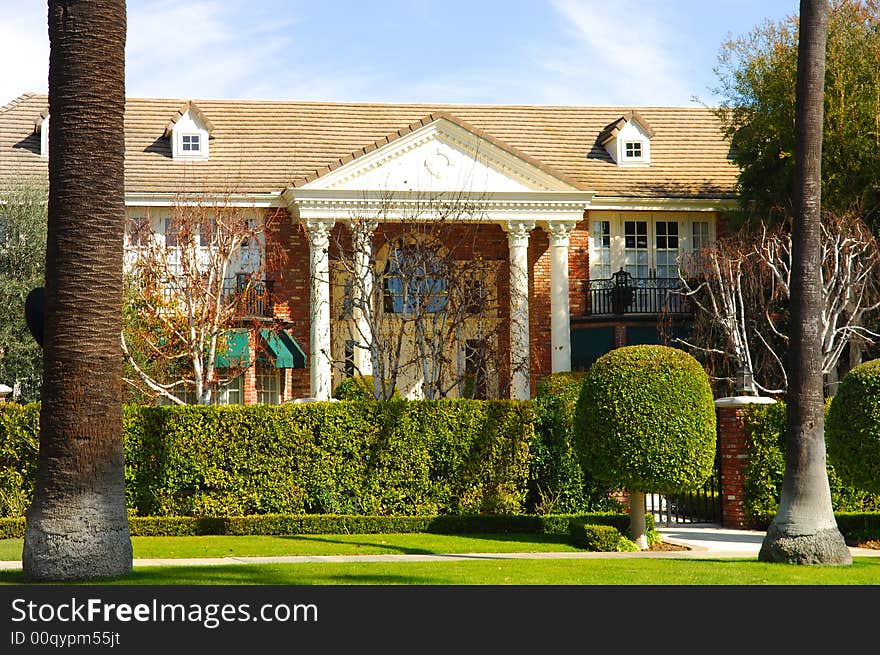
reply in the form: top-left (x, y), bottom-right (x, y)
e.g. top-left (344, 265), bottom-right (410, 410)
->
top-left (278, 330), bottom-right (307, 368)
top-left (258, 329), bottom-right (306, 369)
top-left (215, 329), bottom-right (251, 368)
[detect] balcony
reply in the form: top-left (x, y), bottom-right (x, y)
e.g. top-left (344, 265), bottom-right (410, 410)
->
top-left (222, 275), bottom-right (273, 318)
top-left (585, 268), bottom-right (693, 317)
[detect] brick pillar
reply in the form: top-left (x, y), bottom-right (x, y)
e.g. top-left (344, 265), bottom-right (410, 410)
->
top-left (714, 396), bottom-right (777, 528)
top-left (614, 324), bottom-right (626, 348)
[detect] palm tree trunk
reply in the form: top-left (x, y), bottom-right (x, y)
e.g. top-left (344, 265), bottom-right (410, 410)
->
top-left (758, 0), bottom-right (850, 565)
top-left (23, 0), bottom-right (132, 580)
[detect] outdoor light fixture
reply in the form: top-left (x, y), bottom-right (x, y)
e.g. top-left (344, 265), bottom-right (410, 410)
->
top-left (735, 366), bottom-right (756, 395)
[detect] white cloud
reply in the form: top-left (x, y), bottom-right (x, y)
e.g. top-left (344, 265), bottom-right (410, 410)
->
top-left (543, 0), bottom-right (696, 105)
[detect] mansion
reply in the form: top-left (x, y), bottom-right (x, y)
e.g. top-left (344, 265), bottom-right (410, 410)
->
top-left (0, 93), bottom-right (737, 403)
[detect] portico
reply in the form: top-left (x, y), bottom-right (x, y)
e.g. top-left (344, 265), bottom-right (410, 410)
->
top-left (282, 114), bottom-right (594, 400)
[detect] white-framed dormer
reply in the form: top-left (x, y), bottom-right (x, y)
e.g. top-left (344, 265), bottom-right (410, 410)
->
top-left (164, 102), bottom-right (214, 161)
top-left (34, 110), bottom-right (49, 158)
top-left (599, 111), bottom-right (653, 167)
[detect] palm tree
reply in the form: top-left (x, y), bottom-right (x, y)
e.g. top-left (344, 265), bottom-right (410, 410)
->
top-left (758, 0), bottom-right (851, 565)
top-left (22, 0), bottom-right (132, 580)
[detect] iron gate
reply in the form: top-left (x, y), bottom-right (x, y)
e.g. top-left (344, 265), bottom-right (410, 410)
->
top-left (644, 450), bottom-right (722, 525)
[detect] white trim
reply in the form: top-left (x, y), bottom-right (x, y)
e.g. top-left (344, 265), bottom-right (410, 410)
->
top-left (124, 192), bottom-right (284, 208)
top-left (285, 189), bottom-right (593, 224)
top-left (588, 197), bottom-right (737, 212)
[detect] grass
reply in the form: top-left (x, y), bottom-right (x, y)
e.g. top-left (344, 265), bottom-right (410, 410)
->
top-left (0, 533), bottom-right (582, 561)
top-left (1, 533), bottom-right (878, 585)
top-left (1, 558), bottom-right (879, 585)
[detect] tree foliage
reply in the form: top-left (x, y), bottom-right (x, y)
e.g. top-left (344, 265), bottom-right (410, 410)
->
top-left (0, 179), bottom-right (46, 401)
top-left (715, 1), bottom-right (880, 229)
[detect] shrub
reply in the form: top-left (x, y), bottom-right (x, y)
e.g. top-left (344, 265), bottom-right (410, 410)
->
top-left (573, 345), bottom-right (716, 547)
top-left (124, 400), bottom-right (534, 517)
top-left (827, 359), bottom-right (880, 494)
top-left (742, 401), bottom-right (880, 526)
top-left (333, 376), bottom-right (400, 401)
top-left (0, 403), bottom-right (39, 517)
top-left (568, 521), bottom-right (638, 552)
top-left (0, 513), bottom-right (635, 539)
top-left (529, 372), bottom-right (619, 514)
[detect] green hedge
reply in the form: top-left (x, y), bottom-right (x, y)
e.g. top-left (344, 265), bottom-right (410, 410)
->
top-left (826, 359), bottom-right (880, 493)
top-left (529, 372), bottom-right (620, 514)
top-left (0, 512), bottom-right (636, 540)
top-left (1, 400), bottom-right (537, 518)
top-left (0, 403), bottom-right (39, 517)
top-left (568, 521), bottom-right (639, 552)
top-left (741, 401), bottom-right (880, 527)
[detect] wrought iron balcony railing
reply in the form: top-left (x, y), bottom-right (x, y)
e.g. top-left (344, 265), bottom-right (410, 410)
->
top-left (585, 268), bottom-right (693, 317)
top-left (222, 276), bottom-right (273, 317)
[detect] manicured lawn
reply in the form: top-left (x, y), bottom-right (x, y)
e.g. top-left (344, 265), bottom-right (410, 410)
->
top-left (1, 558), bottom-right (879, 585)
top-left (0, 533), bottom-right (581, 562)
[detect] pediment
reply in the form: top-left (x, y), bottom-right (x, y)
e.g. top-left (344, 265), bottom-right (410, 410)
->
top-left (298, 115), bottom-right (580, 193)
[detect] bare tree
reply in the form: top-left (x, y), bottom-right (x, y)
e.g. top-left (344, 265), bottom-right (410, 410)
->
top-left (755, 213), bottom-right (880, 388)
top-left (122, 194), bottom-right (283, 405)
top-left (675, 233), bottom-right (784, 394)
top-left (759, 0), bottom-right (851, 565)
top-left (329, 194), bottom-right (504, 400)
top-left (675, 213), bottom-right (880, 396)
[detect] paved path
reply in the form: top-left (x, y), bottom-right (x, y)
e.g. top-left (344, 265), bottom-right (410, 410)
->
top-left (1, 525), bottom-right (877, 570)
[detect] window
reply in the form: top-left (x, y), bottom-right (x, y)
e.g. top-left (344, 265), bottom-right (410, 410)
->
top-left (256, 368), bottom-right (280, 405)
top-left (181, 134), bottom-right (201, 153)
top-left (624, 141), bottom-right (643, 159)
top-left (624, 221), bottom-right (649, 278)
top-left (163, 217), bottom-right (178, 247)
top-left (344, 340), bottom-right (356, 378)
top-left (128, 216), bottom-right (150, 247)
top-left (590, 220), bottom-right (612, 279)
top-left (692, 221), bottom-right (710, 251)
top-left (464, 339), bottom-right (488, 399)
top-left (216, 374), bottom-right (244, 405)
top-left (382, 245), bottom-right (447, 314)
top-left (463, 278), bottom-right (487, 315)
top-left (199, 218), bottom-right (215, 248)
top-left (654, 221), bottom-right (680, 279)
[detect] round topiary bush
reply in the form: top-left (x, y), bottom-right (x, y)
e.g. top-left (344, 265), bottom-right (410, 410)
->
top-left (573, 344), bottom-right (716, 548)
top-left (826, 358), bottom-right (880, 494)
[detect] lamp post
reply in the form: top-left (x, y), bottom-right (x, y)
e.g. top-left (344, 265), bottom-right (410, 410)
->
top-left (735, 366), bottom-right (756, 396)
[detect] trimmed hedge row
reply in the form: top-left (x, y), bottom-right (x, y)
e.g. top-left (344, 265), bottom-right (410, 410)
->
top-left (0, 512), bottom-right (643, 540)
top-left (529, 372), bottom-right (620, 514)
top-left (1, 395), bottom-right (629, 520)
top-left (741, 401), bottom-right (880, 526)
top-left (1, 400), bottom-right (543, 518)
top-left (124, 400), bottom-right (534, 517)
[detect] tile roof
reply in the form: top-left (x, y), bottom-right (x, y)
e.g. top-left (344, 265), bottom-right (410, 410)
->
top-left (0, 93), bottom-right (737, 199)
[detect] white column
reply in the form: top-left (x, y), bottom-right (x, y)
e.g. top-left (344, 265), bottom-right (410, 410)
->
top-left (305, 217), bottom-right (336, 399)
top-left (505, 220), bottom-right (534, 400)
top-left (351, 219), bottom-right (377, 377)
top-left (547, 220), bottom-right (577, 373)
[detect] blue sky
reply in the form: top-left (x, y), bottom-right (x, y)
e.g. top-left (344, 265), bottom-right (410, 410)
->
top-left (1, 0), bottom-right (797, 107)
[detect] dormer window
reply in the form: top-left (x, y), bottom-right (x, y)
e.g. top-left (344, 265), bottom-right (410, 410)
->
top-left (181, 134), bottom-right (201, 153)
top-left (599, 111), bottom-right (653, 167)
top-left (34, 111), bottom-right (49, 158)
top-left (164, 102), bottom-right (214, 161)
top-left (624, 141), bottom-right (643, 160)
